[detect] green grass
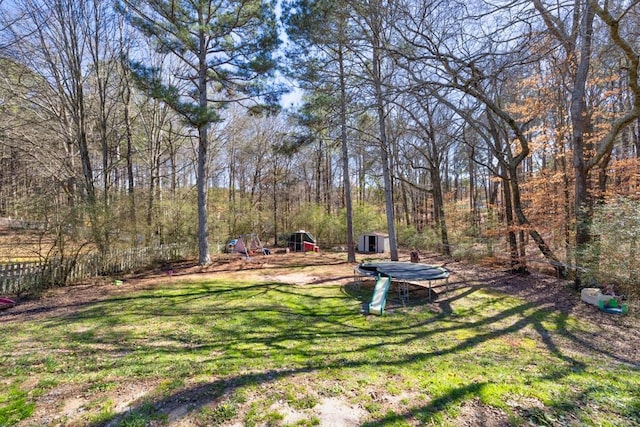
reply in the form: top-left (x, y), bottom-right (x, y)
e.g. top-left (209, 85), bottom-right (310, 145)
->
top-left (1, 270), bottom-right (639, 426)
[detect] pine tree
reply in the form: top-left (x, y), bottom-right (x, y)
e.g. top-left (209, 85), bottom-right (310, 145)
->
top-left (118, 0), bottom-right (280, 264)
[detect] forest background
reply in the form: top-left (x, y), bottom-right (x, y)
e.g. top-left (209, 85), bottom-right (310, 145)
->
top-left (0, 0), bottom-right (639, 296)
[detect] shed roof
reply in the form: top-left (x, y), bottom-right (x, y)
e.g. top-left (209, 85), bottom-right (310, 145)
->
top-left (360, 232), bottom-right (389, 237)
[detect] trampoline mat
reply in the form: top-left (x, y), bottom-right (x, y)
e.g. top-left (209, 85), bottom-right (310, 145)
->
top-left (356, 261), bottom-right (449, 281)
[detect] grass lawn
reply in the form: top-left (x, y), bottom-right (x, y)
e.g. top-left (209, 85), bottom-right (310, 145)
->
top-left (1, 254), bottom-right (639, 426)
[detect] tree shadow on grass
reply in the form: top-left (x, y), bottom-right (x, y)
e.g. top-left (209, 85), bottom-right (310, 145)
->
top-left (360, 382), bottom-right (491, 427)
top-left (11, 268), bottom-right (635, 426)
top-left (76, 286), bottom-right (599, 426)
top-left (139, 254), bottom-right (351, 281)
top-left (357, 378), bottom-right (613, 427)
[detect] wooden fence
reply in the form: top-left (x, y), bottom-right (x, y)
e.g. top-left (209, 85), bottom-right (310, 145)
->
top-left (0, 243), bottom-right (192, 296)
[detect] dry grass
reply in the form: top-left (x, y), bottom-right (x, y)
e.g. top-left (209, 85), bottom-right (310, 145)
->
top-left (0, 227), bottom-right (53, 263)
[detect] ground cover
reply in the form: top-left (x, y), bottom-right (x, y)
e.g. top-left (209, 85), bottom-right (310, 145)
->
top-left (0, 252), bottom-right (638, 426)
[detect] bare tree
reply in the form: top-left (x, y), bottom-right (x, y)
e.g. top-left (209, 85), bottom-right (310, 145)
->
top-left (5, 0), bottom-right (115, 252)
top-left (534, 0), bottom-right (640, 280)
top-left (392, 0), bottom-right (566, 273)
top-left (395, 94), bottom-right (453, 255)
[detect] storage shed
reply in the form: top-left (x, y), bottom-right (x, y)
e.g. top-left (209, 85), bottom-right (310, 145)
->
top-left (288, 230), bottom-right (319, 252)
top-left (357, 232), bottom-right (390, 253)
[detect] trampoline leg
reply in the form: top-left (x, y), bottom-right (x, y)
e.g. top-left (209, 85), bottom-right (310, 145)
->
top-left (353, 269), bottom-right (362, 291)
top-left (398, 281), bottom-right (409, 306)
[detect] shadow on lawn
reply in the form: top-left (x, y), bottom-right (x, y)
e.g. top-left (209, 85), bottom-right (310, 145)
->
top-left (361, 382), bottom-right (490, 426)
top-left (68, 280), bottom-right (601, 426)
top-left (133, 254), bottom-right (351, 281)
top-left (1, 255), bottom-right (348, 322)
top-left (16, 267), bottom-right (631, 426)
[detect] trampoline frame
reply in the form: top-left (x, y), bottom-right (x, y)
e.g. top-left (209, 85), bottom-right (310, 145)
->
top-left (354, 261), bottom-right (450, 304)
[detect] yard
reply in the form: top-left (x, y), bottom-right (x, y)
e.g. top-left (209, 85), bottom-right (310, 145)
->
top-left (1, 251), bottom-right (638, 426)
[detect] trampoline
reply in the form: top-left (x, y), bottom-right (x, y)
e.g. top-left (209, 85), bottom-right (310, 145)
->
top-left (355, 261), bottom-right (450, 304)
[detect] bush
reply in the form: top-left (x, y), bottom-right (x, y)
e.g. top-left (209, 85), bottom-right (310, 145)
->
top-left (396, 224), bottom-right (440, 251)
top-left (586, 197), bottom-right (640, 296)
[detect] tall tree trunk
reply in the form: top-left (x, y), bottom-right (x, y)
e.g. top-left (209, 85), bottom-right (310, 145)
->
top-left (510, 165), bottom-right (568, 277)
top-left (400, 179), bottom-right (411, 227)
top-left (338, 40), bottom-right (356, 263)
top-left (559, 140), bottom-right (572, 262)
top-left (430, 159), bottom-right (450, 256)
top-left (571, 2), bottom-right (595, 282)
top-left (371, 2), bottom-right (398, 261)
top-left (501, 172), bottom-right (519, 271)
top-left (468, 148), bottom-right (478, 231)
top-left (359, 151), bottom-right (366, 204)
top-left (273, 158), bottom-right (278, 247)
top-left (197, 26), bottom-right (210, 265)
top-left (145, 165), bottom-right (157, 244)
top-left (197, 126), bottom-right (210, 264)
top-left (486, 109), bottom-right (565, 276)
top-left (121, 52), bottom-right (137, 246)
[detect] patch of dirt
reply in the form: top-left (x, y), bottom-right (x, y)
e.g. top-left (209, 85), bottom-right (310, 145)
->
top-left (21, 380), bottom-right (161, 427)
top-left (271, 401), bottom-right (307, 425)
top-left (315, 397), bottom-right (368, 426)
top-left (3, 250), bottom-right (639, 426)
top-left (456, 398), bottom-right (512, 427)
top-left (265, 397), bottom-right (367, 427)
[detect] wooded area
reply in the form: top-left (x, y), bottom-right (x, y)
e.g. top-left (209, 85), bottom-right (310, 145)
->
top-left (0, 0), bottom-right (639, 294)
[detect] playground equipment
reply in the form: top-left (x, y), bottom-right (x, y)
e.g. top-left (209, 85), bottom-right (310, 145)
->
top-left (356, 261), bottom-right (450, 281)
top-left (0, 297), bottom-right (15, 310)
top-left (356, 261), bottom-right (450, 307)
top-left (227, 234), bottom-right (269, 257)
top-left (368, 275), bottom-right (392, 315)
